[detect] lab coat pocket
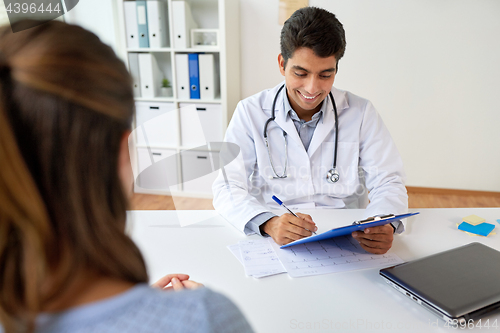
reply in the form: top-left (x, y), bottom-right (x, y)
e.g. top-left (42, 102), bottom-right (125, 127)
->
top-left (319, 141), bottom-right (360, 197)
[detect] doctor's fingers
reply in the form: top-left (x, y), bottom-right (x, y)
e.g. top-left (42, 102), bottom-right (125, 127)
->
top-left (295, 213), bottom-right (316, 225)
top-left (351, 230), bottom-right (393, 243)
top-left (272, 224), bottom-right (311, 245)
top-left (287, 215), bottom-right (318, 232)
top-left (363, 225), bottom-right (394, 235)
top-left (355, 238), bottom-right (392, 255)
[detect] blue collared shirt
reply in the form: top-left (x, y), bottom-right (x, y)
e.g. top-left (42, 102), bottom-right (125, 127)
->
top-left (284, 93), bottom-right (326, 151)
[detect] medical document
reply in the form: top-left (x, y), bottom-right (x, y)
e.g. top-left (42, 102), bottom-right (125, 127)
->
top-left (227, 239), bottom-right (286, 278)
top-left (271, 235), bottom-right (404, 278)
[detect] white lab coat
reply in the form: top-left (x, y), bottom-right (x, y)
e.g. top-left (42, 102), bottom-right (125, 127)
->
top-left (213, 82), bottom-right (408, 233)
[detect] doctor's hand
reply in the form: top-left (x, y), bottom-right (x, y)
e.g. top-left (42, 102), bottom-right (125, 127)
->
top-left (260, 213), bottom-right (317, 246)
top-left (351, 224), bottom-right (394, 254)
top-left (152, 273), bottom-right (204, 291)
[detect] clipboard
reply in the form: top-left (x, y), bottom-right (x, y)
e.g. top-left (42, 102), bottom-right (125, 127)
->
top-left (280, 212), bottom-right (419, 249)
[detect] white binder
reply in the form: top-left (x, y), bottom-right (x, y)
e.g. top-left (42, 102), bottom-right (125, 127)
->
top-left (146, 0), bottom-right (169, 48)
top-left (175, 53), bottom-right (190, 100)
top-left (172, 1), bottom-right (198, 49)
top-left (138, 53), bottom-right (161, 98)
top-left (198, 54), bottom-right (217, 100)
top-left (128, 53), bottom-right (141, 97)
top-left (124, 1), bottom-right (139, 49)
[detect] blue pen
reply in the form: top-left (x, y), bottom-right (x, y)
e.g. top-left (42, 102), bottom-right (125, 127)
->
top-left (272, 195), bottom-right (317, 235)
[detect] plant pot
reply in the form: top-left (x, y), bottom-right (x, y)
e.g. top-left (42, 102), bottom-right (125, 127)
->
top-left (161, 87), bottom-right (172, 97)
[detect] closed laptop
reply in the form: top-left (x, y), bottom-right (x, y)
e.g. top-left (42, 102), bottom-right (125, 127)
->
top-left (380, 242), bottom-right (500, 324)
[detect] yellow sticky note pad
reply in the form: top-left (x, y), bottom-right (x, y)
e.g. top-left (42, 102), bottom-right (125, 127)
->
top-left (462, 214), bottom-right (486, 226)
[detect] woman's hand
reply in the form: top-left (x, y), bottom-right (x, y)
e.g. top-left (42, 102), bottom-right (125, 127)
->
top-left (152, 273), bottom-right (204, 291)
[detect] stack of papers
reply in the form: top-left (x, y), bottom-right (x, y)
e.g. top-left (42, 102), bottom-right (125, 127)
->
top-left (457, 214), bottom-right (496, 237)
top-left (228, 236), bottom-right (404, 278)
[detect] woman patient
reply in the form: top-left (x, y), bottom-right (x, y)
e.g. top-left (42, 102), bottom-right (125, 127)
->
top-left (0, 20), bottom-right (252, 333)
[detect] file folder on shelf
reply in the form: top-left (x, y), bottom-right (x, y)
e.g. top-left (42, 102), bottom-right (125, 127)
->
top-left (128, 53), bottom-right (141, 97)
top-left (146, 0), bottom-right (169, 48)
top-left (175, 54), bottom-right (190, 100)
top-left (124, 1), bottom-right (139, 49)
top-left (136, 1), bottom-right (149, 48)
top-left (280, 212), bottom-right (420, 248)
top-left (172, 0), bottom-right (198, 49)
top-left (138, 53), bottom-right (161, 98)
top-left (198, 54), bottom-right (217, 100)
top-left (188, 53), bottom-right (200, 99)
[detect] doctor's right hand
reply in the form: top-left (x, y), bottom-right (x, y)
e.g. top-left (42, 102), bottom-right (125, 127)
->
top-left (260, 213), bottom-right (317, 246)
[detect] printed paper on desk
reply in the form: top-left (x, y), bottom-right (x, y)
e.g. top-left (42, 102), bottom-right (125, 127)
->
top-left (272, 235), bottom-right (404, 278)
top-left (227, 243), bottom-right (286, 278)
top-left (238, 239), bottom-right (286, 278)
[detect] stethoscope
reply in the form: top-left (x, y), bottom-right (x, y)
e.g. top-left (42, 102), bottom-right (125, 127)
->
top-left (263, 84), bottom-right (340, 183)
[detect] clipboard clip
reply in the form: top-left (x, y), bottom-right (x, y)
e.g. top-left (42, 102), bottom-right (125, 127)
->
top-left (352, 214), bottom-right (395, 225)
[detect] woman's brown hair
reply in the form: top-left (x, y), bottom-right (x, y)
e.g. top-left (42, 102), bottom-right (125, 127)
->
top-left (0, 20), bottom-right (148, 332)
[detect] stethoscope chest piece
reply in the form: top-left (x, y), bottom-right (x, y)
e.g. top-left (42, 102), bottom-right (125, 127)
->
top-left (326, 168), bottom-right (340, 183)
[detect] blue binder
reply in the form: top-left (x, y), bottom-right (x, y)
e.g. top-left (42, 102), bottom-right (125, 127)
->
top-left (280, 212), bottom-right (419, 249)
top-left (136, 1), bottom-right (149, 48)
top-left (188, 53), bottom-right (200, 99)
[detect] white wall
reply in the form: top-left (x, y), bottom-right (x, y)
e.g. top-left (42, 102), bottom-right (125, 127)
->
top-left (240, 0), bottom-right (500, 192)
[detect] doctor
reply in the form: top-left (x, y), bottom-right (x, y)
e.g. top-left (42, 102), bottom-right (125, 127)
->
top-left (213, 7), bottom-right (408, 254)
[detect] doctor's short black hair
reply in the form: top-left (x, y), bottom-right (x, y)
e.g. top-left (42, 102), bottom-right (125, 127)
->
top-left (280, 7), bottom-right (346, 68)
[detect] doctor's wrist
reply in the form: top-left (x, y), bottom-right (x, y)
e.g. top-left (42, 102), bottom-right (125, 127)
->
top-left (260, 217), bottom-right (278, 236)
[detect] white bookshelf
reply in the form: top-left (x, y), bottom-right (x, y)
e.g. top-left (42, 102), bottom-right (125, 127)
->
top-left (115, 0), bottom-right (240, 198)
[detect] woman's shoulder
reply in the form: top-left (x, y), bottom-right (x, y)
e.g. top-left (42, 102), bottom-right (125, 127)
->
top-left (36, 284), bottom-right (253, 333)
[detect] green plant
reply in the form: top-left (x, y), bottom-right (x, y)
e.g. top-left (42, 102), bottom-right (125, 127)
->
top-left (162, 78), bottom-right (171, 88)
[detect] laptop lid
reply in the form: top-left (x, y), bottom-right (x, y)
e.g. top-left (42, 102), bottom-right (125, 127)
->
top-left (380, 242), bottom-right (500, 322)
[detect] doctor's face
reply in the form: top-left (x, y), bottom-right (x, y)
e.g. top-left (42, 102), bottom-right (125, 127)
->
top-left (279, 47), bottom-right (337, 120)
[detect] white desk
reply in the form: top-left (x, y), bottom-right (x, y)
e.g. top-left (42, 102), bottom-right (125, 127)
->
top-left (127, 208), bottom-right (500, 332)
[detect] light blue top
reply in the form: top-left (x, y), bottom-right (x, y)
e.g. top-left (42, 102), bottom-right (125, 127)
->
top-left (0, 284), bottom-right (253, 333)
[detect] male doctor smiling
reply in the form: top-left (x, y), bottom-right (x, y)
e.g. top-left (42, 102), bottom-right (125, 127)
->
top-left (213, 7), bottom-right (408, 254)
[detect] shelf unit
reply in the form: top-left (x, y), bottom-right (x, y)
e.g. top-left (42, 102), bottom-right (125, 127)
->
top-left (115, 0), bottom-right (240, 198)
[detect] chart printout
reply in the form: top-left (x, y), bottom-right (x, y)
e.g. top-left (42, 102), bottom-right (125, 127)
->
top-left (271, 236), bottom-right (404, 278)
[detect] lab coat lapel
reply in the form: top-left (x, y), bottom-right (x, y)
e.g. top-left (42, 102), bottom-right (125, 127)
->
top-left (307, 88), bottom-right (349, 157)
top-left (263, 83), bottom-right (304, 149)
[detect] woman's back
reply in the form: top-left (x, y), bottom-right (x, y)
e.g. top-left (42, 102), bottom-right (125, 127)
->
top-left (35, 286), bottom-right (251, 333)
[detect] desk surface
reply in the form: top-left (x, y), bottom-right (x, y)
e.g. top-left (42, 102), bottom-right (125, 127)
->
top-left (126, 208), bottom-right (500, 332)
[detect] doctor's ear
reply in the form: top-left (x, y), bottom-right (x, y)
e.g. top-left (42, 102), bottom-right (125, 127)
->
top-left (278, 54), bottom-right (286, 75)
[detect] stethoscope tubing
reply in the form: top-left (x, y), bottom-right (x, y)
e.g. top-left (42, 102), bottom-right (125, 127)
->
top-left (264, 84), bottom-right (339, 181)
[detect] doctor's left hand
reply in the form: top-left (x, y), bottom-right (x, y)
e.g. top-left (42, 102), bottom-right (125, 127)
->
top-left (351, 224), bottom-right (394, 254)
